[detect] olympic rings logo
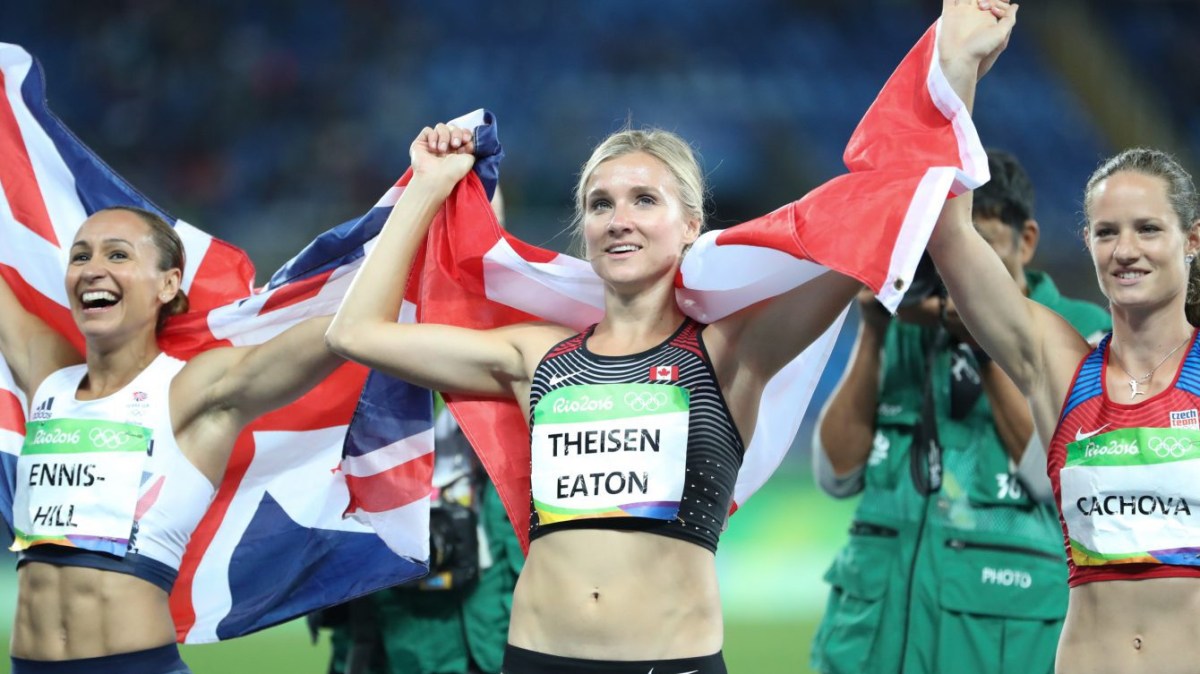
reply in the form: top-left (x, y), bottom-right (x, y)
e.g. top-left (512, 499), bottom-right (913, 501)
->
top-left (624, 391), bottom-right (669, 412)
top-left (89, 428), bottom-right (130, 450)
top-left (1149, 437), bottom-right (1193, 459)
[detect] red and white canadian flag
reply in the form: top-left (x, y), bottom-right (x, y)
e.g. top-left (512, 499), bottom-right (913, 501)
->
top-left (423, 20), bottom-right (987, 553)
top-left (650, 365), bottom-right (679, 382)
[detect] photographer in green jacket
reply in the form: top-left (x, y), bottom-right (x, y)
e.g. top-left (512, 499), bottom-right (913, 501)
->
top-left (810, 150), bottom-right (1110, 674)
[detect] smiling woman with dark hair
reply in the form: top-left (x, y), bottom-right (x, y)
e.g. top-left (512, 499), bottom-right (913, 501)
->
top-left (1, 206), bottom-right (343, 674)
top-left (930, 142), bottom-right (1200, 672)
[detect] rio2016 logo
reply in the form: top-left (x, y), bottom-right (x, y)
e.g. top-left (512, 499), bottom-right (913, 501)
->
top-left (31, 428), bottom-right (80, 445)
top-left (552, 396), bottom-right (614, 414)
top-left (1084, 439), bottom-right (1139, 458)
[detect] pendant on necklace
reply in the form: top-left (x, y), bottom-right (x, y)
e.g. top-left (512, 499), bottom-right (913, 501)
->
top-left (1129, 379), bottom-right (1144, 400)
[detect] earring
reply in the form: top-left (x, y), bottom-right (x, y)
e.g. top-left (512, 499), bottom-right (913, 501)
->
top-left (1188, 254), bottom-right (1196, 266)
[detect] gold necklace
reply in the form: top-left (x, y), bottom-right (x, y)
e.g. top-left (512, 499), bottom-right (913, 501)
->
top-left (1111, 334), bottom-right (1192, 400)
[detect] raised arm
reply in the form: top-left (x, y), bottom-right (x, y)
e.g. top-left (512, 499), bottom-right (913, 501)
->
top-left (711, 1), bottom-right (1023, 389)
top-left (929, 192), bottom-right (1087, 399)
top-left (325, 124), bottom-right (552, 398)
top-left (175, 315), bottom-right (342, 422)
top-left (926, 0), bottom-right (1088, 397)
top-left (165, 315), bottom-right (343, 483)
top-left (0, 273), bottom-right (82, 397)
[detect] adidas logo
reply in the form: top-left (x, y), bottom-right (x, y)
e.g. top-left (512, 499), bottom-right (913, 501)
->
top-left (31, 396), bottom-right (54, 421)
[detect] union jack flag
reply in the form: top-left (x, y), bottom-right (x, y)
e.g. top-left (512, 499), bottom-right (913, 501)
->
top-left (0, 42), bottom-right (444, 643)
top-left (3, 15), bottom-right (988, 643)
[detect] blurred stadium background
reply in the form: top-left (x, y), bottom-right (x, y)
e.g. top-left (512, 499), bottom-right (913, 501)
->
top-left (1, 1), bottom-right (1197, 671)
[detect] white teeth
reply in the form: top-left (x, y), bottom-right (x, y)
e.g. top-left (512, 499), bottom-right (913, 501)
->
top-left (81, 290), bottom-right (118, 303)
top-left (1117, 272), bottom-right (1143, 279)
top-left (608, 244), bottom-right (640, 254)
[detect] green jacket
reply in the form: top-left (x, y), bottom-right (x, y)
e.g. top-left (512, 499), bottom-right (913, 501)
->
top-left (811, 270), bottom-right (1109, 674)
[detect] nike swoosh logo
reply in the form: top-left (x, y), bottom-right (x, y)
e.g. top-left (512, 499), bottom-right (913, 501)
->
top-left (548, 371), bottom-right (582, 387)
top-left (1075, 425), bottom-right (1111, 441)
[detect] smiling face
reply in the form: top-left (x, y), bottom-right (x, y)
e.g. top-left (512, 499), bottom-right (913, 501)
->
top-left (65, 209), bottom-right (182, 346)
top-left (1086, 170), bottom-right (1198, 313)
top-left (581, 151), bottom-right (700, 290)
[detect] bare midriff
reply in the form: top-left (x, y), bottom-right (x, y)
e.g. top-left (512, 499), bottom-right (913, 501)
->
top-left (508, 529), bottom-right (722, 660)
top-left (11, 562), bottom-right (177, 660)
top-left (1057, 576), bottom-right (1200, 674)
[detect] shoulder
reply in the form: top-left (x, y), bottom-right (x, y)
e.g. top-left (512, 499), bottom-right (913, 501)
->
top-left (174, 345), bottom-right (238, 381)
top-left (154, 353), bottom-right (187, 376)
top-left (29, 362), bottom-right (87, 400)
top-left (141, 353), bottom-right (187, 395)
top-left (42, 361), bottom-right (89, 384)
top-left (167, 345), bottom-right (244, 410)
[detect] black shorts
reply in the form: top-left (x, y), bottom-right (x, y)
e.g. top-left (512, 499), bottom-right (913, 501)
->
top-left (11, 643), bottom-right (192, 674)
top-left (502, 644), bottom-right (727, 674)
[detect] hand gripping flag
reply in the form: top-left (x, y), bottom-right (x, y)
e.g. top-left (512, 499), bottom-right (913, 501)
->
top-left (0, 43), bottom-right (438, 643)
top-left (359, 20), bottom-right (989, 553)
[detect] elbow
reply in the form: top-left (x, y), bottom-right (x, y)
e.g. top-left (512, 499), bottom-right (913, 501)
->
top-left (812, 428), bottom-right (865, 499)
top-left (324, 321), bottom-right (358, 361)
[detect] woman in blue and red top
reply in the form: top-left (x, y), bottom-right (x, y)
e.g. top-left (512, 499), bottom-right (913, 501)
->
top-left (929, 147), bottom-right (1200, 673)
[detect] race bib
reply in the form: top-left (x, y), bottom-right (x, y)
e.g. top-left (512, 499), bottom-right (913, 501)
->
top-left (1062, 427), bottom-right (1200, 566)
top-left (12, 418), bottom-right (149, 557)
top-left (531, 383), bottom-right (689, 524)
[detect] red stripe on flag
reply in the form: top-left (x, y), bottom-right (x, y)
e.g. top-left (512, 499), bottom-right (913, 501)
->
top-left (168, 365), bottom-right (366, 640)
top-left (345, 450), bottom-right (435, 513)
top-left (185, 238), bottom-right (257, 313)
top-left (419, 174), bottom-right (540, 552)
top-left (158, 312), bottom-right (233, 360)
top-left (157, 241), bottom-right (253, 359)
top-left (0, 388), bottom-right (25, 436)
top-left (0, 264), bottom-right (83, 353)
top-left (169, 365), bottom-right (366, 638)
top-left (507, 236), bottom-right (558, 264)
top-left (171, 432), bottom-right (256, 640)
top-left (0, 70), bottom-right (59, 247)
top-left (257, 269), bottom-right (334, 315)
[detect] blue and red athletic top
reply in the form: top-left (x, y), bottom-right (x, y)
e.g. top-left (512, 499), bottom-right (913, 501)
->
top-left (1049, 330), bottom-right (1200, 586)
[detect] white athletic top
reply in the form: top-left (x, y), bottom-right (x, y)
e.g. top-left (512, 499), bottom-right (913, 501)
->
top-left (15, 354), bottom-right (215, 591)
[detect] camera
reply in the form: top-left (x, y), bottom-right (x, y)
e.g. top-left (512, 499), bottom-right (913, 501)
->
top-left (898, 252), bottom-right (946, 309)
top-left (415, 499), bottom-right (480, 591)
